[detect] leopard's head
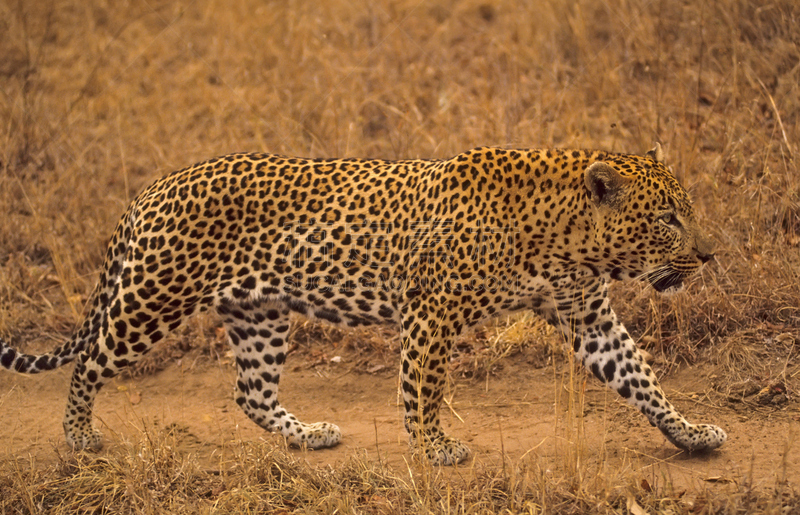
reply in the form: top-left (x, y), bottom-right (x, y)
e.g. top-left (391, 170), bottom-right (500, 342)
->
top-left (584, 144), bottom-right (714, 293)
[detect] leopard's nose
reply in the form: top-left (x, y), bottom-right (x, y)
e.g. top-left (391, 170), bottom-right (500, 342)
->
top-left (696, 251), bottom-right (714, 264)
top-left (694, 233), bottom-right (715, 264)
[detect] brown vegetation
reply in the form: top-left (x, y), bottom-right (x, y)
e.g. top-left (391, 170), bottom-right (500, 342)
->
top-left (1, 0), bottom-right (799, 512)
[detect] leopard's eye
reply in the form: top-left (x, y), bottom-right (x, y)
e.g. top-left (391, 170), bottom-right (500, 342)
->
top-left (659, 213), bottom-right (680, 227)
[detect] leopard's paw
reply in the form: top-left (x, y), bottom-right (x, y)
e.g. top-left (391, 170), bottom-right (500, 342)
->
top-left (64, 426), bottom-right (104, 451)
top-left (287, 421), bottom-right (341, 449)
top-left (663, 422), bottom-right (727, 452)
top-left (411, 434), bottom-right (470, 466)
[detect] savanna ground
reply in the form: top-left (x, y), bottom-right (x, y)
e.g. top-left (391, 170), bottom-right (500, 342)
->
top-left (0, 0), bottom-right (799, 513)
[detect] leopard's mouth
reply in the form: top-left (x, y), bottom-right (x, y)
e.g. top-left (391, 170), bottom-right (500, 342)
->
top-left (647, 267), bottom-right (685, 293)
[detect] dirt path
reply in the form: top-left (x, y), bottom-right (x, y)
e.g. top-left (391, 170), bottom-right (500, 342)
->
top-left (1, 344), bottom-right (797, 494)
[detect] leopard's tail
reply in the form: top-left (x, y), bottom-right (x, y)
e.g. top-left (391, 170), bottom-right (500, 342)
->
top-left (0, 206), bottom-right (136, 374)
top-left (0, 335), bottom-right (79, 373)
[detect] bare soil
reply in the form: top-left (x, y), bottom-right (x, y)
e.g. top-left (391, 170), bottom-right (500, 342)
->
top-left (2, 333), bottom-right (797, 495)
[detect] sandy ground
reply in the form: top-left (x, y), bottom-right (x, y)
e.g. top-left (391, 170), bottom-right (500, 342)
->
top-left (1, 340), bottom-right (797, 495)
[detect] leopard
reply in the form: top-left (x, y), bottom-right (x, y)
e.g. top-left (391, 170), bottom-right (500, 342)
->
top-left (0, 143), bottom-right (727, 465)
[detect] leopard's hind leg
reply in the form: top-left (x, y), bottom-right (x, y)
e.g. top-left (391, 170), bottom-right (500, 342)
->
top-left (62, 266), bottom-right (196, 450)
top-left (217, 300), bottom-right (340, 449)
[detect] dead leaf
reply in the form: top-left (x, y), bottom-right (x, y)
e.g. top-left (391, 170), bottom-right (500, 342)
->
top-left (129, 391), bottom-right (142, 405)
top-left (626, 492), bottom-right (649, 515)
top-left (703, 476), bottom-right (735, 484)
top-left (367, 364), bottom-right (386, 374)
top-left (755, 381), bottom-right (789, 405)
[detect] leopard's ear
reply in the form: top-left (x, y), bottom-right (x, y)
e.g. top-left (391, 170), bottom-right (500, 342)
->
top-left (584, 162), bottom-right (630, 206)
top-left (645, 143), bottom-right (664, 164)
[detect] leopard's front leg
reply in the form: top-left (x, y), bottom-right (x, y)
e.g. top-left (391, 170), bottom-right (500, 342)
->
top-left (548, 284), bottom-right (727, 452)
top-left (399, 303), bottom-right (469, 465)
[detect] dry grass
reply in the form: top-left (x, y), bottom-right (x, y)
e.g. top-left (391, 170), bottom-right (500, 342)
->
top-left (1, 0), bottom-right (800, 512)
top-left (1, 419), bottom-right (796, 514)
